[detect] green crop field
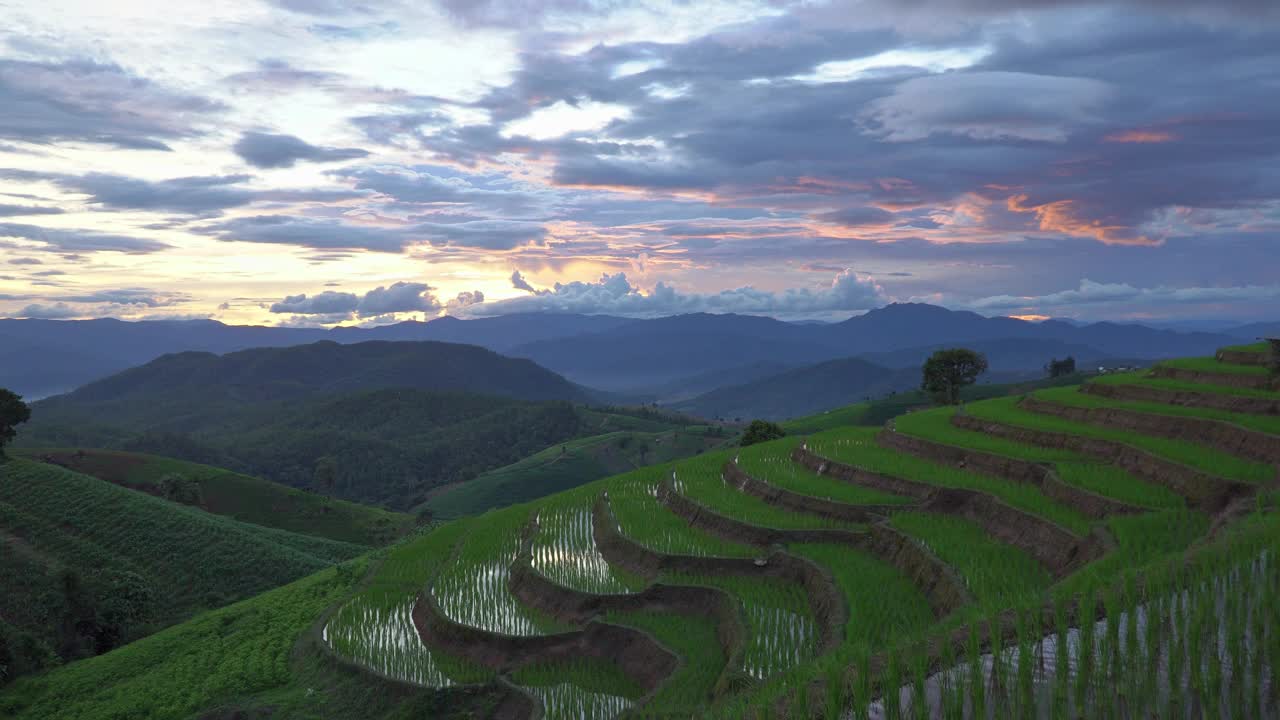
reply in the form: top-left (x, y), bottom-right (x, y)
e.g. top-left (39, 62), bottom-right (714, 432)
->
top-left (11, 448), bottom-right (414, 546)
top-left (5, 346), bottom-right (1279, 719)
top-left (1091, 370), bottom-right (1280, 398)
top-left (1035, 384), bottom-right (1280, 435)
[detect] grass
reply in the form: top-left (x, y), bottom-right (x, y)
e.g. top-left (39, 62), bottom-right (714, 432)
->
top-left (892, 406), bottom-right (1185, 509)
top-left (11, 448), bottom-right (414, 546)
top-left (889, 512), bottom-right (1052, 614)
top-left (604, 610), bottom-right (726, 709)
top-left (514, 658), bottom-right (643, 720)
top-left (964, 395), bottom-right (1276, 484)
top-left (424, 427), bottom-right (724, 520)
top-left (0, 459), bottom-right (367, 679)
top-left (673, 451), bottom-right (865, 531)
top-left (660, 573), bottom-right (819, 680)
top-left (1158, 356), bottom-right (1269, 376)
top-left (807, 426), bottom-right (1093, 534)
top-left (1220, 341), bottom-right (1269, 354)
top-left (0, 560), bottom-right (367, 720)
top-left (1034, 384), bottom-right (1280, 436)
top-left (608, 466), bottom-right (759, 559)
top-left (1091, 370), bottom-right (1280, 399)
top-left (736, 439), bottom-right (911, 506)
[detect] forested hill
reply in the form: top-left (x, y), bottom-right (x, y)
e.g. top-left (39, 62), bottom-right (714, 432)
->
top-left (41, 339), bottom-right (591, 408)
top-left (16, 342), bottom-right (696, 509)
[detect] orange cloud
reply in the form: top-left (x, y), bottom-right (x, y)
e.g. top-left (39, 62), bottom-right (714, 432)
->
top-left (1006, 193), bottom-right (1160, 246)
top-left (1008, 314), bottom-right (1050, 322)
top-left (1104, 129), bottom-right (1178, 143)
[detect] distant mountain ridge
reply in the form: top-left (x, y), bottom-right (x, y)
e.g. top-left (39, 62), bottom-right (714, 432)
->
top-left (0, 304), bottom-right (1255, 399)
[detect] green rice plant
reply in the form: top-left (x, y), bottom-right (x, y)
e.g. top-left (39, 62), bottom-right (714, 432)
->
top-left (1221, 341), bottom-right (1269, 354)
top-left (1091, 370), bottom-right (1280, 399)
top-left (809, 426), bottom-right (1091, 533)
top-left (736, 439), bottom-right (912, 506)
top-left (791, 543), bottom-right (933, 649)
top-left (890, 512), bottom-right (1051, 613)
top-left (661, 573), bottom-right (819, 680)
top-left (673, 452), bottom-right (865, 531)
top-left (323, 520), bottom-right (493, 687)
top-left (1158, 356), bottom-right (1270, 376)
top-left (531, 501), bottom-right (645, 594)
top-left (1052, 508), bottom-right (1208, 599)
top-left (892, 407), bottom-right (1188, 509)
top-left (513, 657), bottom-right (644, 699)
top-left (522, 683), bottom-right (634, 720)
top-left (608, 468), bottom-right (758, 558)
top-left (964, 396), bottom-right (1276, 484)
top-left (604, 610), bottom-right (725, 709)
top-left (1035, 384), bottom-right (1280, 436)
top-left (433, 507), bottom-right (574, 636)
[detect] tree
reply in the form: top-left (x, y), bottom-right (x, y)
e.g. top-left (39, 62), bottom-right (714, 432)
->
top-left (740, 419), bottom-right (786, 447)
top-left (0, 389), bottom-right (31, 459)
top-left (1045, 356), bottom-right (1076, 378)
top-left (921, 348), bottom-right (988, 405)
top-left (313, 455), bottom-right (339, 497)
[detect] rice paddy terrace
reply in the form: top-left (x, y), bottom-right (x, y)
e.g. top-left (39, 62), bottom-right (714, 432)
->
top-left (17, 345), bottom-right (1259, 712)
top-left (299, 343), bottom-right (1280, 717)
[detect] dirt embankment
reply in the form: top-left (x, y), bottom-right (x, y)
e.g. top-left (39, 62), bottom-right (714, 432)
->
top-left (948, 413), bottom-right (1253, 514)
top-left (1151, 365), bottom-right (1277, 391)
top-left (1083, 380), bottom-right (1280, 416)
top-left (791, 445), bottom-right (1101, 578)
top-left (592, 494), bottom-right (847, 656)
top-left (1216, 349), bottom-right (1269, 367)
top-left (411, 589), bottom-right (678, 696)
top-left (1020, 395), bottom-right (1280, 466)
top-left (716, 461), bottom-right (972, 618)
top-left (876, 428), bottom-right (1141, 519)
top-left (723, 460), bottom-right (901, 522)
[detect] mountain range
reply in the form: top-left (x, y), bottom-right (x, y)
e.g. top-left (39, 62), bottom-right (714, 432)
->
top-left (0, 303), bottom-right (1258, 401)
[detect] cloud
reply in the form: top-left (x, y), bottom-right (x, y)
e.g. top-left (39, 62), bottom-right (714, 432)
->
top-left (338, 166), bottom-right (546, 215)
top-left (860, 72), bottom-right (1112, 143)
top-left (8, 257), bottom-right (42, 265)
top-left (510, 269), bottom-right (538, 293)
top-left (463, 269), bottom-right (886, 317)
top-left (233, 132), bottom-right (369, 169)
top-left (0, 59), bottom-right (222, 150)
top-left (446, 289), bottom-right (485, 312)
top-left (966, 278), bottom-right (1280, 312)
top-left (0, 222), bottom-right (171, 253)
top-left (204, 215), bottom-right (411, 252)
top-left (54, 172), bottom-right (256, 214)
top-left (816, 206), bottom-right (897, 228)
top-left (0, 204), bottom-right (64, 217)
top-left (269, 281), bottom-right (441, 318)
top-left (13, 302), bottom-right (81, 319)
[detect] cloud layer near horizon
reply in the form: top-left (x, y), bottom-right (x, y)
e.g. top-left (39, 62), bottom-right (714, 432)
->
top-left (1, 1), bottom-right (1278, 327)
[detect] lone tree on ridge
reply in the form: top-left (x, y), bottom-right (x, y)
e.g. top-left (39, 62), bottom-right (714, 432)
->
top-left (0, 388), bottom-right (31, 459)
top-left (740, 419), bottom-right (786, 447)
top-left (921, 348), bottom-right (988, 405)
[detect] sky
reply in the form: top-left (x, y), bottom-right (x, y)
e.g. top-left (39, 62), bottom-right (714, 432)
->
top-left (0, 0), bottom-right (1277, 329)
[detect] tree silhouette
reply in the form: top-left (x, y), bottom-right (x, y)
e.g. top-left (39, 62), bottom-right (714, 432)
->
top-left (0, 388), bottom-right (31, 459)
top-left (921, 349), bottom-right (988, 405)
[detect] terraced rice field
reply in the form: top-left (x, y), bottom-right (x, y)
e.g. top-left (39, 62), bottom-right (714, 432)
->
top-left (317, 345), bottom-right (1280, 719)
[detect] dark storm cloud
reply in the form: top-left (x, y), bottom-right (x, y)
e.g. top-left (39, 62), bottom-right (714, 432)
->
top-left (0, 59), bottom-right (222, 150)
top-left (233, 132), bottom-right (370, 169)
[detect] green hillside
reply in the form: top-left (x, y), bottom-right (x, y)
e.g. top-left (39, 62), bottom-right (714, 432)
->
top-left (10, 449), bottom-right (414, 546)
top-left (424, 425), bottom-right (729, 519)
top-left (0, 459), bottom-right (365, 681)
top-left (4, 344), bottom-right (1278, 718)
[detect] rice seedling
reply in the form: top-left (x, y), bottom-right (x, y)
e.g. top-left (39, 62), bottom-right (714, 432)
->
top-left (432, 507), bottom-right (575, 635)
top-left (323, 519), bottom-right (491, 686)
top-left (891, 407), bottom-right (1187, 509)
top-left (808, 426), bottom-right (1092, 533)
top-left (791, 543), bottom-right (933, 649)
top-left (1158, 356), bottom-right (1270, 376)
top-left (890, 512), bottom-right (1051, 614)
top-left (1034, 384), bottom-right (1280, 436)
top-left (672, 451), bottom-right (865, 531)
top-left (513, 657), bottom-right (643, 720)
top-left (608, 468), bottom-right (759, 558)
top-left (964, 396), bottom-right (1276, 484)
top-left (1091, 370), bottom-right (1280, 399)
top-left (661, 572), bottom-right (819, 680)
top-left (603, 610), bottom-right (726, 709)
top-left (736, 439), bottom-right (912, 506)
top-left (531, 501), bottom-right (645, 594)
